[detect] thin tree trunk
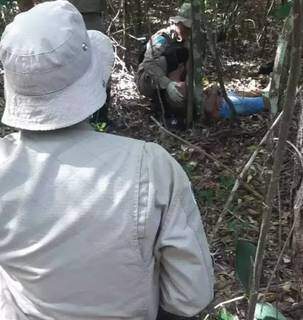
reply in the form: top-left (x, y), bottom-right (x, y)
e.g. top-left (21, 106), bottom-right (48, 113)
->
top-left (190, 0), bottom-right (204, 122)
top-left (247, 1), bottom-right (303, 319)
top-left (186, 34), bottom-right (194, 128)
top-left (293, 91), bottom-right (303, 298)
top-left (207, 30), bottom-right (236, 119)
top-left (269, 14), bottom-right (292, 115)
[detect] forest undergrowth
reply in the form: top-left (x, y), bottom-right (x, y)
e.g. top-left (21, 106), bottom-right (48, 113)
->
top-left (107, 17), bottom-right (300, 319)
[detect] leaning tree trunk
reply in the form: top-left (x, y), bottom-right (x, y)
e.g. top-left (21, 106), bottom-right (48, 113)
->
top-left (269, 14), bottom-right (293, 115)
top-left (293, 91), bottom-right (303, 298)
top-left (247, 0), bottom-right (303, 318)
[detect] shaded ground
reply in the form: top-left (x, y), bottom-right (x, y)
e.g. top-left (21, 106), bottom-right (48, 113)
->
top-left (108, 44), bottom-right (300, 319)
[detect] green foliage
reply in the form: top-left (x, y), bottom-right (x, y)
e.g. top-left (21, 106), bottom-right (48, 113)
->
top-left (254, 303), bottom-right (287, 320)
top-left (198, 188), bottom-right (216, 205)
top-left (227, 219), bottom-right (255, 235)
top-left (91, 122), bottom-right (108, 133)
top-left (196, 175), bottom-right (234, 206)
top-left (219, 175), bottom-right (235, 191)
top-left (0, 0), bottom-right (18, 34)
top-left (270, 1), bottom-right (292, 20)
top-left (217, 308), bottom-right (238, 320)
top-left (235, 239), bottom-right (256, 292)
top-left (0, 0), bottom-right (11, 5)
top-left (183, 161), bottom-right (198, 176)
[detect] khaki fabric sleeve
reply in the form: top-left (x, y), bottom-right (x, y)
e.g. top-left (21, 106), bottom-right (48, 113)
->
top-left (144, 143), bottom-right (214, 317)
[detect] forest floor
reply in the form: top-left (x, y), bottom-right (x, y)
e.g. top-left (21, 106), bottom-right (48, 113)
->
top-left (107, 39), bottom-right (301, 320)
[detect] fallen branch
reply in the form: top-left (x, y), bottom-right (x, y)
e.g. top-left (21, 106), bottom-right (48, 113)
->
top-left (202, 295), bottom-right (246, 320)
top-left (150, 116), bottom-right (264, 201)
top-left (212, 112), bottom-right (283, 238)
top-left (264, 220), bottom-right (295, 295)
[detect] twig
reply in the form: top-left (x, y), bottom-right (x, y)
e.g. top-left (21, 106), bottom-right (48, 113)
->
top-left (107, 0), bottom-right (124, 34)
top-left (150, 116), bottom-right (264, 201)
top-left (155, 85), bottom-right (167, 128)
top-left (202, 295), bottom-right (246, 320)
top-left (212, 112), bottom-right (283, 238)
top-left (247, 1), bottom-right (303, 318)
top-left (257, 0), bottom-right (276, 47)
top-left (264, 221), bottom-right (295, 295)
top-left (202, 277), bottom-right (299, 320)
top-left (273, 138), bottom-right (303, 171)
top-left (207, 30), bottom-right (236, 119)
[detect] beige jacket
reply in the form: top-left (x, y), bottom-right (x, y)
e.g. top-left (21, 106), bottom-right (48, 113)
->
top-left (0, 123), bottom-right (214, 320)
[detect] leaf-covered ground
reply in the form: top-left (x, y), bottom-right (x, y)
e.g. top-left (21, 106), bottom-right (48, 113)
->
top-left (107, 37), bottom-right (300, 319)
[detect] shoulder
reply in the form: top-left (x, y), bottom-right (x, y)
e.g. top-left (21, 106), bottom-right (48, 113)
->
top-left (85, 131), bottom-right (146, 154)
top-left (143, 142), bottom-right (189, 188)
top-left (151, 27), bottom-right (173, 46)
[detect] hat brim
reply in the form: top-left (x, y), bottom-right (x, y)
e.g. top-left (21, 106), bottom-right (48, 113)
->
top-left (170, 16), bottom-right (192, 28)
top-left (2, 30), bottom-right (114, 131)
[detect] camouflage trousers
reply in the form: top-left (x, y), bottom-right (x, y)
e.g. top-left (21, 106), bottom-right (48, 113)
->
top-left (135, 65), bottom-right (187, 117)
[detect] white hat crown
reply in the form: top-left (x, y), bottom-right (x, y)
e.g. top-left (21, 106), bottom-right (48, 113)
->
top-left (0, 0), bottom-right (114, 131)
top-left (0, 0), bottom-right (91, 96)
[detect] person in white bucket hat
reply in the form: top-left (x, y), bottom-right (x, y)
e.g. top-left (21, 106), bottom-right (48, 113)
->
top-left (0, 1), bottom-right (214, 320)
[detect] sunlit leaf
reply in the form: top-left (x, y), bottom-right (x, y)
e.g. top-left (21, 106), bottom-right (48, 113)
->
top-left (270, 1), bottom-right (292, 19)
top-left (254, 303), bottom-right (287, 320)
top-left (218, 308), bottom-right (238, 320)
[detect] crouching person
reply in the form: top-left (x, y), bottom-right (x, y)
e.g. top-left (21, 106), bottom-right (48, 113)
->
top-left (0, 1), bottom-right (214, 320)
top-left (135, 3), bottom-right (192, 128)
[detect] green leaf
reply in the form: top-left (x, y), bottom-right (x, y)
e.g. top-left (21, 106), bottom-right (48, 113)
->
top-left (219, 176), bottom-right (235, 191)
top-left (270, 1), bottom-right (292, 20)
top-left (199, 189), bottom-right (215, 205)
top-left (0, 0), bottom-right (13, 6)
top-left (254, 303), bottom-right (287, 320)
top-left (218, 308), bottom-right (237, 320)
top-left (235, 239), bottom-right (256, 291)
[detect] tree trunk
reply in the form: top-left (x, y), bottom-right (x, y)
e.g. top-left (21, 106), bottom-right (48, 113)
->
top-left (247, 0), bottom-right (303, 318)
top-left (269, 14), bottom-right (292, 115)
top-left (190, 0), bottom-right (204, 122)
top-left (293, 91), bottom-right (303, 298)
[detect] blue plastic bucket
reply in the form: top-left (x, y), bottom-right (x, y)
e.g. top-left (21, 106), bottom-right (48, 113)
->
top-left (219, 92), bottom-right (265, 119)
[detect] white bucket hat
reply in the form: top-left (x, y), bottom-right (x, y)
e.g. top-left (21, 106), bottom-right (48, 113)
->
top-left (0, 0), bottom-right (114, 131)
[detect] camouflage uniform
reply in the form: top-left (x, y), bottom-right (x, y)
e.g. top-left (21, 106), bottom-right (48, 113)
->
top-left (135, 3), bottom-right (192, 118)
top-left (136, 26), bottom-right (188, 115)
